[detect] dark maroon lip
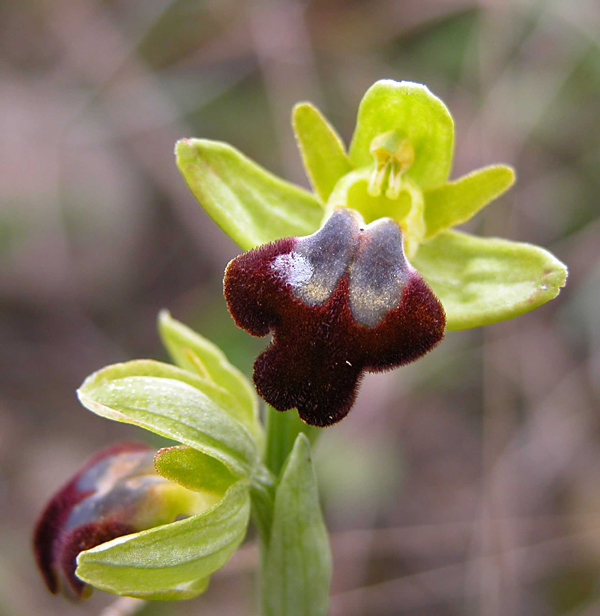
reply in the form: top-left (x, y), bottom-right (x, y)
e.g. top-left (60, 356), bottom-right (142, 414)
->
top-left (224, 208), bottom-right (445, 427)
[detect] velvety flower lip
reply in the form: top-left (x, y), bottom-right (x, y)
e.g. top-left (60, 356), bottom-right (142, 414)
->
top-left (33, 442), bottom-right (205, 599)
top-left (224, 207), bottom-right (445, 426)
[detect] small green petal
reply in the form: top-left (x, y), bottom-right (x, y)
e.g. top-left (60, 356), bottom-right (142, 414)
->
top-left (292, 102), bottom-right (353, 202)
top-left (154, 445), bottom-right (237, 496)
top-left (423, 165), bottom-right (516, 239)
top-left (176, 138), bottom-right (324, 250)
top-left (76, 480), bottom-right (250, 599)
top-left (77, 361), bottom-right (259, 477)
top-left (349, 80), bottom-right (454, 189)
top-left (158, 310), bottom-right (261, 442)
top-left (413, 230), bottom-right (568, 330)
top-left (262, 434), bottom-right (331, 616)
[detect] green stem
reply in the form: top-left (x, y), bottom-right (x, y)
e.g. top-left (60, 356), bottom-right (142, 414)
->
top-left (252, 407), bottom-right (326, 616)
top-left (264, 405), bottom-right (320, 477)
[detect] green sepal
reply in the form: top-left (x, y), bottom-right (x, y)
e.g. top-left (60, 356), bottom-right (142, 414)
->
top-left (175, 138), bottom-right (324, 250)
top-left (349, 80), bottom-right (454, 189)
top-left (154, 445), bottom-right (237, 496)
top-left (76, 480), bottom-right (250, 599)
top-left (292, 102), bottom-right (353, 202)
top-left (77, 361), bottom-right (259, 478)
top-left (262, 434), bottom-right (331, 616)
top-left (158, 310), bottom-right (261, 442)
top-left (423, 165), bottom-right (515, 239)
top-left (120, 576), bottom-right (209, 601)
top-left (413, 230), bottom-right (568, 330)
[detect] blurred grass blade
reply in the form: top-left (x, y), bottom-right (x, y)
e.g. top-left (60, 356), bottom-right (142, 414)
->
top-left (413, 229), bottom-right (568, 330)
top-left (263, 434), bottom-right (331, 616)
top-left (176, 138), bottom-right (324, 250)
top-left (423, 165), bottom-right (515, 239)
top-left (158, 310), bottom-right (261, 442)
top-left (77, 361), bottom-right (259, 477)
top-left (76, 481), bottom-right (250, 599)
top-left (292, 102), bottom-right (353, 202)
top-left (349, 80), bottom-right (454, 189)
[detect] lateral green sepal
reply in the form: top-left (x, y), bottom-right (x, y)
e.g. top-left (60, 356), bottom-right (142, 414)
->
top-left (413, 229), bottom-right (568, 330)
top-left (175, 138), bottom-right (324, 250)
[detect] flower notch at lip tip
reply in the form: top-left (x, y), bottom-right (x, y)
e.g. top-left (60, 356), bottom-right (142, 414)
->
top-left (224, 207), bottom-right (446, 427)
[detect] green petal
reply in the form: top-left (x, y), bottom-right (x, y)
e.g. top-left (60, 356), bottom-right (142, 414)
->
top-left (292, 102), bottom-right (353, 202)
top-left (158, 310), bottom-right (261, 442)
top-left (77, 361), bottom-right (259, 477)
top-left (76, 480), bottom-right (250, 599)
top-left (349, 80), bottom-right (454, 189)
top-left (413, 230), bottom-right (568, 330)
top-left (154, 445), bottom-right (237, 496)
top-left (176, 138), bottom-right (324, 250)
top-left (262, 434), bottom-right (331, 616)
top-left (423, 165), bottom-right (515, 239)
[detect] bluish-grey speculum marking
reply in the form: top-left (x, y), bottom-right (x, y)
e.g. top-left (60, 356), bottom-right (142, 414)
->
top-left (349, 218), bottom-right (409, 327)
top-left (272, 208), bottom-right (360, 305)
top-left (272, 208), bottom-right (411, 328)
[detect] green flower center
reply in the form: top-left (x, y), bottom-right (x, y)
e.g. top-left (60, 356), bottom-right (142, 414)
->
top-left (368, 131), bottom-right (415, 200)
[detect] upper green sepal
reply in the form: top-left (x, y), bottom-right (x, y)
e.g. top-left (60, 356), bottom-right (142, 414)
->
top-left (423, 165), bottom-right (515, 239)
top-left (76, 479), bottom-right (251, 600)
top-left (77, 360), bottom-right (259, 478)
top-left (175, 138), bottom-right (324, 250)
top-left (413, 229), bottom-right (568, 330)
top-left (262, 434), bottom-right (331, 616)
top-left (292, 102), bottom-right (353, 203)
top-left (349, 80), bottom-right (454, 189)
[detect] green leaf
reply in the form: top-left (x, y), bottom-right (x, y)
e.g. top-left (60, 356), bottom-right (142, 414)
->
top-left (292, 102), bottom-right (353, 202)
top-left (262, 434), bottom-right (331, 616)
top-left (154, 445), bottom-right (236, 496)
top-left (176, 138), bottom-right (324, 250)
top-left (76, 480), bottom-right (250, 598)
top-left (423, 165), bottom-right (515, 239)
top-left (349, 80), bottom-right (454, 189)
top-left (158, 310), bottom-right (261, 442)
top-left (413, 230), bottom-right (568, 330)
top-left (77, 361), bottom-right (259, 477)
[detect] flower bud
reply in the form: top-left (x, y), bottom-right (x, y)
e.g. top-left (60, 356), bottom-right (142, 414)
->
top-left (33, 442), bottom-right (213, 599)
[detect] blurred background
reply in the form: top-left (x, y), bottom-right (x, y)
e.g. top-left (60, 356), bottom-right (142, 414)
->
top-left (1, 0), bottom-right (599, 614)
